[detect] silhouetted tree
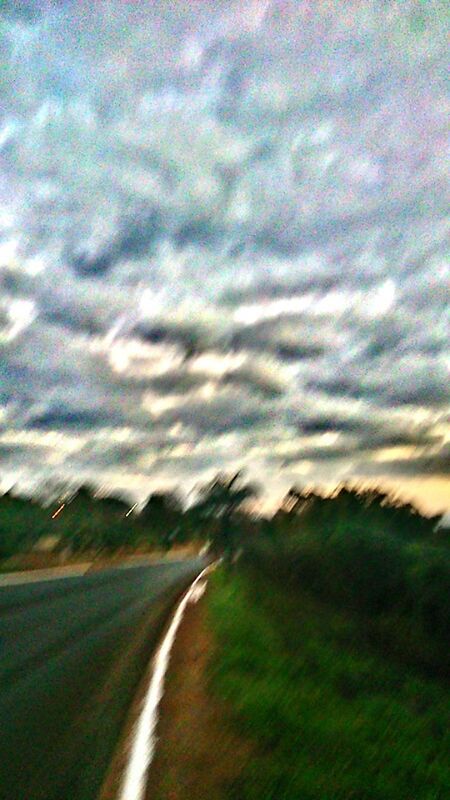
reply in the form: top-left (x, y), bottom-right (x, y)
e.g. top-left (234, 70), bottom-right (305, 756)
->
top-left (141, 492), bottom-right (183, 549)
top-left (191, 472), bottom-right (260, 560)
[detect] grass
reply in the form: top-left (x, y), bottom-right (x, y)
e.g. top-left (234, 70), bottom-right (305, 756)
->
top-left (207, 568), bottom-right (450, 800)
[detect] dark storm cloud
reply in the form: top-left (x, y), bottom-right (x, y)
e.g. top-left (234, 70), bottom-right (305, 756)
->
top-left (0, 0), bottom-right (448, 507)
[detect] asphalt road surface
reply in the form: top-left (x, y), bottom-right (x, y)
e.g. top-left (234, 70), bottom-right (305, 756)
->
top-left (0, 558), bottom-right (203, 800)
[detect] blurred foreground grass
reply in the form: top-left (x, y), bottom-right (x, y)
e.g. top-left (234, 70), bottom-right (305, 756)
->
top-left (207, 568), bottom-right (450, 800)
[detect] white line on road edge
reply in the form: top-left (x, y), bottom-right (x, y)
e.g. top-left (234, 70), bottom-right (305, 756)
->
top-left (118, 562), bottom-right (217, 800)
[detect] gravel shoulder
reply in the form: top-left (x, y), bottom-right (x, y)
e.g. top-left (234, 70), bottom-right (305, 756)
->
top-left (145, 585), bottom-right (254, 800)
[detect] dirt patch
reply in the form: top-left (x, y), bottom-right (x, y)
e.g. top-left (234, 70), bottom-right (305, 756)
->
top-left (145, 589), bottom-right (254, 800)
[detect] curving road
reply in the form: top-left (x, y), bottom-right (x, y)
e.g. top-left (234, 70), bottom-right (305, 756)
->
top-left (0, 558), bottom-right (203, 800)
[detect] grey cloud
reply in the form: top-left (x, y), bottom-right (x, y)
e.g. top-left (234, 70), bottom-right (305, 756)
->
top-left (74, 441), bottom-right (148, 470)
top-left (308, 356), bottom-right (450, 409)
top-left (173, 218), bottom-right (224, 251)
top-left (385, 382), bottom-right (449, 408)
top-left (110, 356), bottom-right (287, 400)
top-left (366, 431), bottom-right (441, 449)
top-left (0, 269), bottom-right (35, 297)
top-left (354, 446), bottom-right (450, 479)
top-left (134, 322), bottom-right (206, 358)
top-left (26, 408), bottom-right (113, 431)
top-left (283, 435), bottom-right (447, 470)
top-left (230, 315), bottom-right (334, 361)
top-left (151, 391), bottom-right (274, 435)
top-left (252, 200), bottom-right (442, 259)
top-left (363, 325), bottom-right (409, 359)
top-left (220, 365), bottom-right (285, 398)
top-left (0, 443), bottom-right (22, 458)
top-left (222, 273), bottom-right (345, 306)
top-left (69, 207), bottom-right (163, 277)
top-left (295, 412), bottom-right (444, 449)
top-left (274, 343), bottom-right (325, 362)
top-left (283, 444), bottom-right (361, 465)
top-left (306, 377), bottom-right (370, 402)
top-left (41, 307), bottom-right (104, 337)
top-left (148, 372), bottom-right (207, 395)
top-left (297, 417), bottom-right (370, 436)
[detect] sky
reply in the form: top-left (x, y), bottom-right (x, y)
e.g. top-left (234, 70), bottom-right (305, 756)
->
top-left (0, 0), bottom-right (449, 514)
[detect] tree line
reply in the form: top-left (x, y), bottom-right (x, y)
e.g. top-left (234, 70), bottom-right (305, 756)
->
top-left (0, 473), bottom-right (446, 562)
top-left (0, 472), bottom-right (258, 561)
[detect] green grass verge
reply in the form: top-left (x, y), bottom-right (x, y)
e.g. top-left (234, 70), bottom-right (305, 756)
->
top-left (207, 568), bottom-right (450, 800)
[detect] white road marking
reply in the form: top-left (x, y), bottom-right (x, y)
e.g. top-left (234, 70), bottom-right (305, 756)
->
top-left (118, 563), bottom-right (216, 800)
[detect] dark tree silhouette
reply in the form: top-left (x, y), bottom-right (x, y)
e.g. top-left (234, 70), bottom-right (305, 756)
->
top-left (191, 472), bottom-right (260, 560)
top-left (141, 492), bottom-right (184, 549)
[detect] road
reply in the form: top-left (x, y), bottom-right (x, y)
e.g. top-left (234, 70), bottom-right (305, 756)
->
top-left (0, 558), bottom-right (203, 800)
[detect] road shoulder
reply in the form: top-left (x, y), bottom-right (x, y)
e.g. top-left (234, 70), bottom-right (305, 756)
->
top-left (146, 584), bottom-right (254, 800)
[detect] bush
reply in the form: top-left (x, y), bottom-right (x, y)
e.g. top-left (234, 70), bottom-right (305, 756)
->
top-left (325, 527), bottom-right (407, 614)
top-left (244, 491), bottom-right (450, 674)
top-left (405, 544), bottom-right (450, 639)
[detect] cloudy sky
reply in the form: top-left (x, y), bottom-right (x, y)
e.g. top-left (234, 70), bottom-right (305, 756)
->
top-left (0, 0), bottom-right (448, 512)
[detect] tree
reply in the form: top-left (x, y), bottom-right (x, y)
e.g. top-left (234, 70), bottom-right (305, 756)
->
top-left (191, 472), bottom-right (259, 561)
top-left (141, 492), bottom-right (183, 549)
top-left (0, 491), bottom-right (46, 559)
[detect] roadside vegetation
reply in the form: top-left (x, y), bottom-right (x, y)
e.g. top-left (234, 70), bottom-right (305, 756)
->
top-left (0, 471), bottom-right (260, 568)
top-left (251, 487), bottom-right (449, 677)
top-left (203, 485), bottom-right (449, 799)
top-left (0, 485), bottom-right (202, 568)
top-left (208, 568), bottom-right (450, 800)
